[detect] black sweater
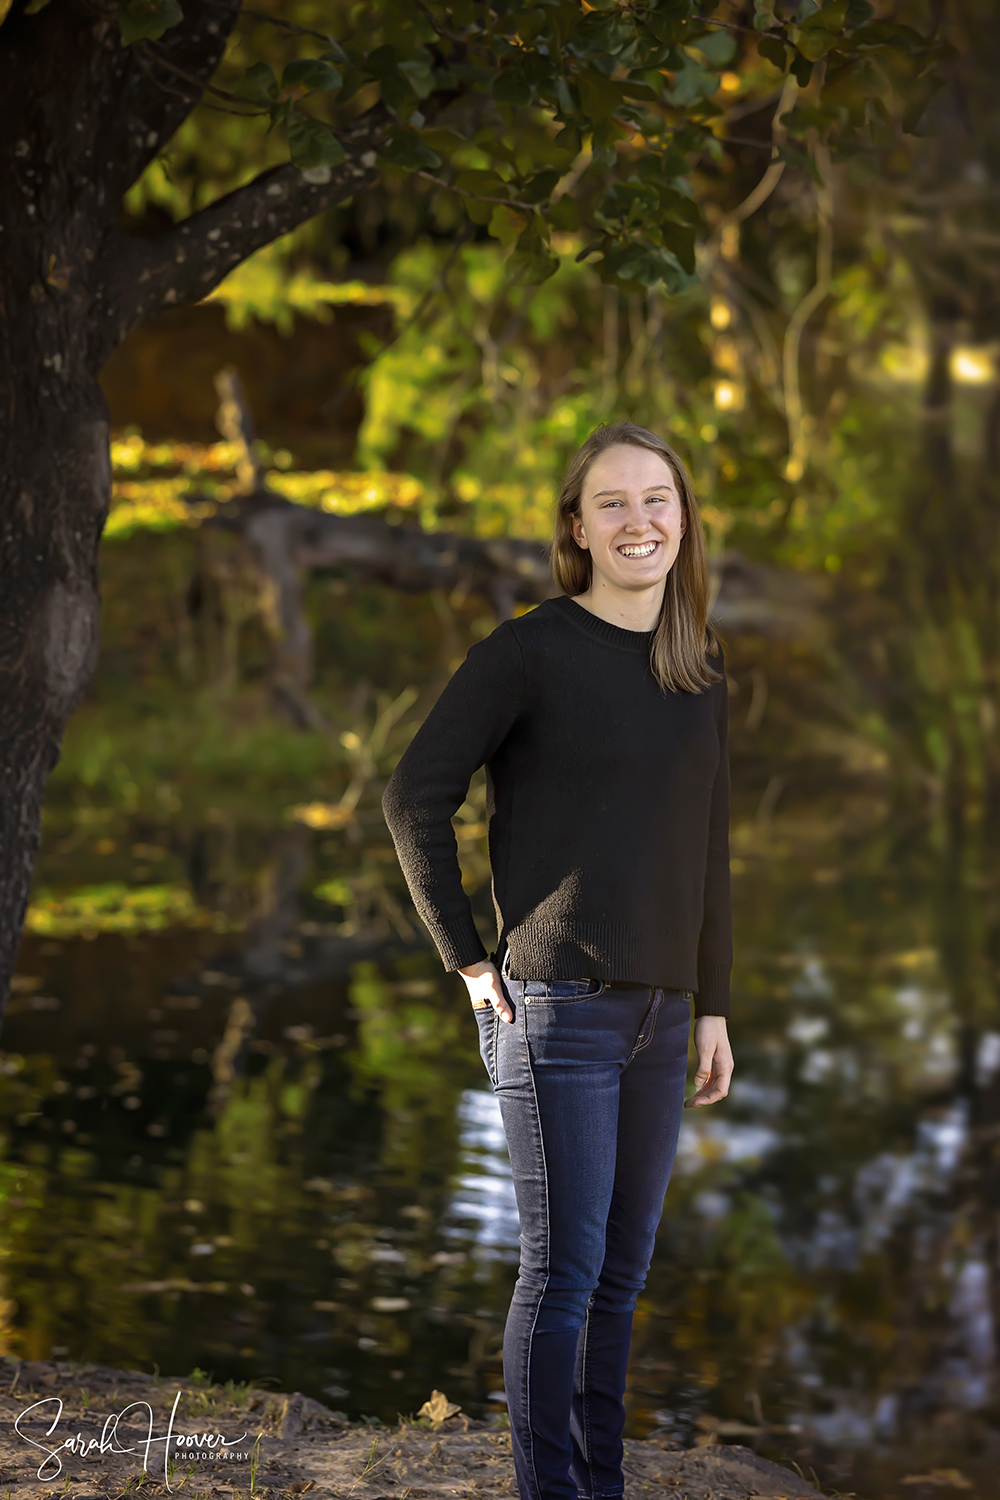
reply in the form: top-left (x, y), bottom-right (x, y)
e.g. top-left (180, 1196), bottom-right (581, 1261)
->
top-left (381, 594), bottom-right (732, 1017)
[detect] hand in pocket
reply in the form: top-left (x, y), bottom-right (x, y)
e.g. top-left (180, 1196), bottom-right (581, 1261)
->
top-left (458, 959), bottom-right (514, 1022)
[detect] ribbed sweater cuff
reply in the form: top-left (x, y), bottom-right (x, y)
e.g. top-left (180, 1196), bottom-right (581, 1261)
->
top-left (433, 913), bottom-right (490, 974)
top-left (694, 962), bottom-right (731, 1018)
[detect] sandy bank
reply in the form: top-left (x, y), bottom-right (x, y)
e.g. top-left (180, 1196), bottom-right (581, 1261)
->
top-left (0, 1357), bottom-right (825, 1499)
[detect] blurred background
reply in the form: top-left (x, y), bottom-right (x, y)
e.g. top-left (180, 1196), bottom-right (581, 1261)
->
top-left (2, 4), bottom-right (999, 1496)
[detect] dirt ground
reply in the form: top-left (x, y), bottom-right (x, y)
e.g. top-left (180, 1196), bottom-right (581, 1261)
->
top-left (0, 1357), bottom-right (825, 1500)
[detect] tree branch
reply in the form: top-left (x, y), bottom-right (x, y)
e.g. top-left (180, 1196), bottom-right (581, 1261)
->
top-left (416, 169), bottom-right (539, 211)
top-left (199, 0), bottom-right (345, 49)
top-left (99, 108), bottom-right (392, 350)
top-left (135, 40), bottom-right (272, 114)
top-left (109, 0), bottom-right (245, 206)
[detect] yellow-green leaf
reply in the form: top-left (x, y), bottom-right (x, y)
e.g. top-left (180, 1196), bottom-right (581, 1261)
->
top-left (488, 204), bottom-right (528, 247)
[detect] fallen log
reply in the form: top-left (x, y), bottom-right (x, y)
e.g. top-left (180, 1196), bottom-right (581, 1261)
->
top-left (206, 370), bottom-right (827, 724)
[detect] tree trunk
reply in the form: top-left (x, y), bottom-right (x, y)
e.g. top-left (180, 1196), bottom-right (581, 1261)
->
top-left (0, 376), bottom-right (109, 1002)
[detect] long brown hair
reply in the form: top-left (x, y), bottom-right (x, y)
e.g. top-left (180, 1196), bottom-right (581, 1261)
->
top-left (552, 422), bottom-right (721, 693)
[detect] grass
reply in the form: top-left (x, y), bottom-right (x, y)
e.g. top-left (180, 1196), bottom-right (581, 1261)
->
top-left (347, 1434), bottom-right (384, 1494)
top-left (248, 1432), bottom-right (263, 1495)
top-left (120, 1470), bottom-right (152, 1493)
top-left (221, 1377), bottom-right (256, 1409)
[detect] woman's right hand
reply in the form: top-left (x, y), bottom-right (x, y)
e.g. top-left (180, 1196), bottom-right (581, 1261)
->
top-left (458, 959), bottom-right (514, 1022)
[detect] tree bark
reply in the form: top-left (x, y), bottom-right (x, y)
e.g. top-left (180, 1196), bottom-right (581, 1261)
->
top-left (0, 0), bottom-right (385, 1027)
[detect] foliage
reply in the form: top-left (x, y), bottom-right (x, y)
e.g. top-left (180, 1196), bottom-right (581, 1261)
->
top-left (96, 0), bottom-right (951, 300)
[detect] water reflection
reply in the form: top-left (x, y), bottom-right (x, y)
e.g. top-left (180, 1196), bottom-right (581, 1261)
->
top-left (3, 810), bottom-right (1000, 1495)
top-left (445, 1090), bottom-right (519, 1259)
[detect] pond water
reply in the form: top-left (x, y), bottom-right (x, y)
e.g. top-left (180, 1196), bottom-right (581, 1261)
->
top-left (3, 804), bottom-right (999, 1498)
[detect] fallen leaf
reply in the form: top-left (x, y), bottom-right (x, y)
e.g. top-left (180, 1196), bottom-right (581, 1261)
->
top-left (416, 1389), bottom-right (461, 1426)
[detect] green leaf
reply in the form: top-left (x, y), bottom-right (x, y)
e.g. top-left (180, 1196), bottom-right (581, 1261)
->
top-left (419, 127), bottom-right (466, 154)
top-left (365, 44), bottom-right (398, 75)
top-left (24, 0), bottom-right (56, 14)
top-left (548, 195), bottom-right (580, 231)
top-left (783, 103), bottom-right (839, 136)
top-left (668, 57), bottom-right (717, 107)
top-left (509, 5), bottom-right (549, 43)
top-left (694, 30), bottom-right (737, 66)
top-left (796, 27), bottom-right (838, 58)
top-left (380, 69), bottom-right (420, 112)
top-left (282, 59), bottom-right (343, 94)
top-left (379, 129), bottom-right (443, 172)
top-left (640, 9), bottom-right (686, 47)
top-left (492, 65), bottom-right (534, 106)
top-left (576, 72), bottom-right (629, 118)
top-left (488, 204), bottom-right (528, 247)
top-left (551, 124), bottom-right (583, 163)
top-left (790, 50), bottom-right (814, 84)
top-left (844, 0), bottom-right (874, 26)
top-left (603, 241), bottom-right (692, 292)
top-left (656, 185), bottom-right (700, 226)
top-left (507, 248), bottom-right (560, 285)
top-left (463, 198), bottom-right (494, 226)
top-left (556, 77), bottom-right (582, 115)
top-left (521, 169), bottom-right (560, 203)
top-left (758, 35), bottom-right (788, 69)
top-left (803, 0), bottom-right (848, 27)
top-left (797, 0), bottom-right (848, 56)
top-left (237, 61), bottom-right (280, 104)
top-left (117, 0), bottom-right (182, 45)
top-left (287, 113), bottom-right (346, 172)
top-left (455, 168), bottom-right (511, 198)
top-left (398, 58), bottom-right (436, 98)
top-left (659, 221), bottom-right (696, 274)
top-left (753, 0), bottom-right (778, 31)
top-left (902, 73), bottom-right (945, 134)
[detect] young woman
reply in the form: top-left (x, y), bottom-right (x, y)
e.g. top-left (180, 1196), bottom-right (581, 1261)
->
top-left (382, 422), bottom-right (734, 1500)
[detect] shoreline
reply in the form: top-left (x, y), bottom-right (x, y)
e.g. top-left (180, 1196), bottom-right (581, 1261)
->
top-left (0, 1356), bottom-right (826, 1498)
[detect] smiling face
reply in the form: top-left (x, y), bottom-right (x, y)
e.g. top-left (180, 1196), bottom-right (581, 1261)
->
top-left (571, 443), bottom-right (687, 599)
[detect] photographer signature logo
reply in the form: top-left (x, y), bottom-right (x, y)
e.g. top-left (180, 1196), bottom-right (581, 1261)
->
top-left (13, 1388), bottom-right (252, 1490)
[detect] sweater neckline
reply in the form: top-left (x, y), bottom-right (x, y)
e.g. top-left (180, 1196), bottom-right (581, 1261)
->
top-left (549, 593), bottom-right (656, 653)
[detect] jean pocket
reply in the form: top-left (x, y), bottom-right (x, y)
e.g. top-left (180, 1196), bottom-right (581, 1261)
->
top-left (474, 1005), bottom-right (499, 1087)
top-left (523, 977), bottom-right (606, 1003)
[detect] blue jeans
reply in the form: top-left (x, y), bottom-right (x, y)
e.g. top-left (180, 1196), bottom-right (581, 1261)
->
top-left (474, 969), bottom-right (691, 1500)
